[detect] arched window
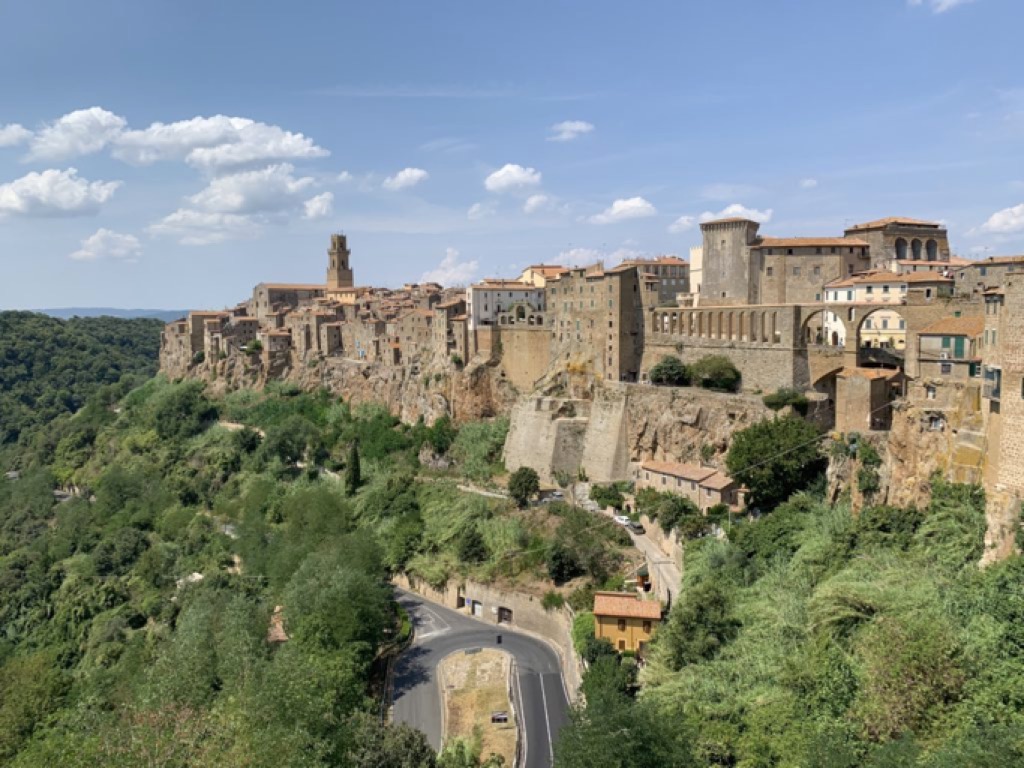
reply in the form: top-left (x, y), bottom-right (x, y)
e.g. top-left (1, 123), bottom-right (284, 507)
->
top-left (926, 239), bottom-right (938, 261)
top-left (911, 239), bottom-right (922, 260)
top-left (895, 238), bottom-right (908, 260)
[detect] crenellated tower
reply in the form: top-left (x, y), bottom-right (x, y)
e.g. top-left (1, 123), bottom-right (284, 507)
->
top-left (326, 233), bottom-right (354, 291)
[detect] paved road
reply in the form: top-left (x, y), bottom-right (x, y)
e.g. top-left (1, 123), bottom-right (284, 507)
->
top-left (393, 590), bottom-right (570, 768)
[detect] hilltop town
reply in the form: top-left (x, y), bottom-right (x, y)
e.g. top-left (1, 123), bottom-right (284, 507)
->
top-left (161, 215), bottom-right (1024, 556)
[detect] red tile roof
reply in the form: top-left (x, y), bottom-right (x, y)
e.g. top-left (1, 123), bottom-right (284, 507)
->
top-left (641, 461), bottom-right (717, 482)
top-left (846, 216), bottom-right (941, 231)
top-left (593, 592), bottom-right (663, 620)
top-left (754, 237), bottom-right (869, 248)
top-left (919, 316), bottom-right (985, 337)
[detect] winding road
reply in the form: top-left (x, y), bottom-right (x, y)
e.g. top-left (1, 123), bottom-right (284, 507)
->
top-left (392, 590), bottom-right (571, 768)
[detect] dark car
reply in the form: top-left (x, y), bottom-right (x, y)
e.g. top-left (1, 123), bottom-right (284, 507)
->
top-left (626, 521), bottom-right (645, 535)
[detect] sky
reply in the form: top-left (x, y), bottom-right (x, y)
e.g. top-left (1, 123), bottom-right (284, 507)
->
top-left (1, 0), bottom-right (1023, 310)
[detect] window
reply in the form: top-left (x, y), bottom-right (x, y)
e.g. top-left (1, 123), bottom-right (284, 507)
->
top-left (813, 265), bottom-right (821, 277)
top-left (847, 290), bottom-right (853, 301)
top-left (866, 286), bottom-right (874, 295)
top-left (766, 266), bottom-right (774, 277)
top-left (882, 284), bottom-right (890, 294)
top-left (864, 319), bottom-right (873, 329)
top-left (618, 639), bottom-right (626, 651)
top-left (899, 319), bottom-right (906, 330)
top-left (882, 319), bottom-right (889, 329)
top-left (942, 336), bottom-right (951, 349)
top-left (926, 385), bottom-right (936, 400)
top-left (617, 619), bottom-right (626, 631)
top-left (643, 621), bottom-right (652, 633)
top-left (831, 247), bottom-right (838, 254)
top-left (766, 248), bottom-right (773, 256)
top-left (941, 362), bottom-right (952, 375)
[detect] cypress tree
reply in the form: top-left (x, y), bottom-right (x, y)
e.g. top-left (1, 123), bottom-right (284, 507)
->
top-left (345, 439), bottom-right (361, 496)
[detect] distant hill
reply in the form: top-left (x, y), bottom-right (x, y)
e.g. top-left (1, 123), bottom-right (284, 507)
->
top-left (35, 307), bottom-right (187, 322)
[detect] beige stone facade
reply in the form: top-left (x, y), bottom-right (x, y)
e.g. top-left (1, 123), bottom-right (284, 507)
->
top-left (635, 460), bottom-right (742, 511)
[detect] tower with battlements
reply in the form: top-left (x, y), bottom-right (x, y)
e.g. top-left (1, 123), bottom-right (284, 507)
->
top-left (326, 233), bottom-right (354, 292)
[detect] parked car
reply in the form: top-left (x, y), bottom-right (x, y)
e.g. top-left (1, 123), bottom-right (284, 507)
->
top-left (626, 521), bottom-right (646, 535)
top-left (613, 514), bottom-right (631, 526)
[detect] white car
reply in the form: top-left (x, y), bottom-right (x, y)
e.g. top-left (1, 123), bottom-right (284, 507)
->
top-left (613, 515), bottom-right (631, 526)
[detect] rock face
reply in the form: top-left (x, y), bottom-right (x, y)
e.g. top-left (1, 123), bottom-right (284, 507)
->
top-left (504, 379), bottom-right (775, 483)
top-left (164, 348), bottom-right (519, 425)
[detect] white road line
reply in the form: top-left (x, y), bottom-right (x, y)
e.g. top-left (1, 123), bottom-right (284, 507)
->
top-left (515, 664), bottom-right (529, 767)
top-left (539, 674), bottom-right (554, 763)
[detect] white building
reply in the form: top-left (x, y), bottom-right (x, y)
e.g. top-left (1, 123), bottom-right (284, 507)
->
top-left (820, 271), bottom-right (952, 348)
top-left (465, 279), bottom-right (546, 330)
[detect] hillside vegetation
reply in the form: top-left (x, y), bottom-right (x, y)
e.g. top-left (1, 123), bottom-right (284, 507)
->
top-left (555, 483), bottom-right (1024, 767)
top-left (0, 311), bottom-right (164, 448)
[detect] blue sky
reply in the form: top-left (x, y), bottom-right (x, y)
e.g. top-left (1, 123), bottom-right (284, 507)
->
top-left (1, 0), bottom-right (1022, 309)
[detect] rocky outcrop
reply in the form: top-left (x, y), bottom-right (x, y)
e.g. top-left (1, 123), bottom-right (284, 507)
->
top-left (504, 380), bottom-right (775, 483)
top-left (165, 348), bottom-right (519, 425)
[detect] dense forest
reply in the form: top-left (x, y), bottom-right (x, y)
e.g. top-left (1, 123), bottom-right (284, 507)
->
top-left (0, 312), bottom-right (164, 447)
top-left (3, 313), bottom-right (1024, 767)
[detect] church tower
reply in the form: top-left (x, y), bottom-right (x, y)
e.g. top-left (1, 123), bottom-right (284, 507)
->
top-left (326, 233), bottom-right (354, 291)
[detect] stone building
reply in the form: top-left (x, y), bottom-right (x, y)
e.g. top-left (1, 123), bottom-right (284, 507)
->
top-left (466, 279), bottom-right (545, 330)
top-left (981, 276), bottom-right (1024, 496)
top-left (635, 460), bottom-right (743, 512)
top-left (843, 216), bottom-right (951, 269)
top-left (518, 264), bottom-right (569, 287)
top-left (917, 316), bottom-right (984, 381)
top-left (251, 283), bottom-right (326, 322)
top-left (617, 255), bottom-right (690, 304)
top-left (955, 255), bottom-right (1024, 297)
top-left (325, 233), bottom-right (354, 294)
top-left (547, 263), bottom-right (652, 382)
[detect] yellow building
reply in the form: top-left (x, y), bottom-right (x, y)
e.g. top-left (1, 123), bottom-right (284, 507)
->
top-left (593, 591), bottom-right (662, 654)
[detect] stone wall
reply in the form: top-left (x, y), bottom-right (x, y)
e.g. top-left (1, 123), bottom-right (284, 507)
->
top-left (392, 573), bottom-right (583, 699)
top-left (497, 326), bottom-right (552, 392)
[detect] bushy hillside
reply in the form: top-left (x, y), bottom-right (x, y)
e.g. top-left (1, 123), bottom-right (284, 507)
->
top-left (0, 311), bottom-right (164, 447)
top-left (555, 485), bottom-right (1024, 767)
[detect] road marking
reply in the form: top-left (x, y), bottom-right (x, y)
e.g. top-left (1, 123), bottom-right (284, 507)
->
top-left (514, 663), bottom-right (529, 767)
top-left (540, 673), bottom-right (554, 763)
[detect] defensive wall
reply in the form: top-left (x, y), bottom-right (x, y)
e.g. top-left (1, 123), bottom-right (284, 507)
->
top-left (393, 572), bottom-right (584, 699)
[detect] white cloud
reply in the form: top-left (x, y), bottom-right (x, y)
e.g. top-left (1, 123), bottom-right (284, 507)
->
top-left (668, 215), bottom-right (696, 233)
top-left (69, 228), bottom-right (141, 262)
top-left (0, 123), bottom-right (31, 147)
top-left (27, 107), bottom-right (127, 161)
top-left (548, 120), bottom-right (594, 142)
top-left (336, 171), bottom-right (353, 183)
top-left (484, 163), bottom-right (542, 192)
top-left (187, 163), bottom-right (315, 214)
top-left (699, 203), bottom-right (773, 224)
top-left (112, 115), bottom-right (329, 170)
top-left (419, 247), bottom-right (478, 286)
top-left (303, 192), bottom-right (334, 220)
top-left (908, 0), bottom-right (976, 13)
top-left (589, 196), bottom-right (657, 225)
top-left (382, 167), bottom-right (429, 191)
top-left (799, 178), bottom-right (819, 189)
top-left (148, 208), bottom-right (256, 246)
top-left (0, 168), bottom-right (121, 217)
top-left (980, 203), bottom-right (1024, 234)
top-left (467, 202), bottom-right (496, 220)
top-left (559, 247), bottom-right (603, 266)
top-left (523, 194), bottom-right (551, 214)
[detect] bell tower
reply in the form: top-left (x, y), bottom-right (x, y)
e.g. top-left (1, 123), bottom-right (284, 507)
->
top-left (326, 233), bottom-right (354, 291)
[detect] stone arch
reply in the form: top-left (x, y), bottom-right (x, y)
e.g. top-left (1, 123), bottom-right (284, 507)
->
top-left (727, 312), bottom-right (734, 340)
top-left (697, 312), bottom-right (704, 337)
top-left (911, 238), bottom-right (922, 261)
top-left (738, 312), bottom-right (746, 341)
top-left (749, 310), bottom-right (758, 342)
top-left (516, 305), bottom-right (526, 320)
top-left (895, 238), bottom-right (908, 260)
top-left (771, 311), bottom-right (779, 344)
top-left (760, 312), bottom-right (767, 343)
top-left (855, 306), bottom-right (910, 364)
top-left (717, 311), bottom-right (724, 339)
top-left (926, 239), bottom-right (938, 261)
top-left (800, 307), bottom-right (844, 347)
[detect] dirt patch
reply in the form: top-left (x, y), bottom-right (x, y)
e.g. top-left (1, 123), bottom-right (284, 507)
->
top-left (439, 648), bottom-right (516, 765)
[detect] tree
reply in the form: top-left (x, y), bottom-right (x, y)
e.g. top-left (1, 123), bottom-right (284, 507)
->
top-left (346, 712), bottom-right (437, 768)
top-left (689, 355), bottom-right (741, 392)
top-left (726, 415), bottom-right (825, 510)
top-left (649, 355), bottom-right (689, 386)
top-left (345, 440), bottom-right (361, 496)
top-left (426, 415), bottom-right (457, 454)
top-left (456, 525), bottom-right (488, 564)
top-left (657, 580), bottom-right (739, 670)
top-left (508, 466), bottom-right (540, 508)
top-left (546, 541), bottom-right (583, 584)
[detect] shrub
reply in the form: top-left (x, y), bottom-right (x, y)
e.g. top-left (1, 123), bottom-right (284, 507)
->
top-left (572, 612), bottom-right (596, 655)
top-left (690, 355), bottom-right (741, 392)
top-left (508, 466), bottom-right (540, 508)
top-left (649, 355), bottom-right (689, 386)
top-left (450, 353), bottom-right (463, 367)
top-left (590, 483), bottom-right (626, 511)
top-left (763, 387), bottom-right (810, 415)
top-left (726, 415), bottom-right (825, 510)
top-left (542, 590), bottom-right (566, 611)
top-left (547, 541), bottom-right (584, 584)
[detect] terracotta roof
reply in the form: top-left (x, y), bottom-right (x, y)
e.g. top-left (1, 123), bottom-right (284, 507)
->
top-left (472, 280), bottom-right (534, 289)
top-left (827, 271), bottom-right (952, 287)
top-left (641, 461), bottom-right (717, 482)
top-left (593, 591), bottom-right (663, 620)
top-left (837, 367), bottom-right (901, 380)
top-left (618, 255), bottom-right (689, 267)
top-left (451, 314), bottom-right (467, 321)
top-left (702, 471), bottom-right (736, 491)
top-left (754, 237), bottom-right (869, 248)
top-left (189, 310), bottom-right (228, 317)
top-left (235, 317), bottom-right (261, 324)
top-left (919, 316), bottom-right (985, 337)
top-left (846, 216), bottom-right (941, 231)
top-left (983, 287), bottom-right (1005, 296)
top-left (525, 264), bottom-right (570, 275)
top-left (437, 298), bottom-right (465, 309)
top-left (966, 255), bottom-right (1024, 267)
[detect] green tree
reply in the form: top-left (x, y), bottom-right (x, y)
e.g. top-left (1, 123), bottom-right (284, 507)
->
top-left (345, 439), bottom-right (362, 496)
top-left (689, 355), bottom-right (741, 392)
top-left (346, 712), bottom-right (437, 768)
top-left (657, 580), bottom-right (738, 670)
top-left (648, 355), bottom-right (689, 386)
top-left (726, 415), bottom-right (825, 510)
top-left (508, 466), bottom-right (540, 508)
